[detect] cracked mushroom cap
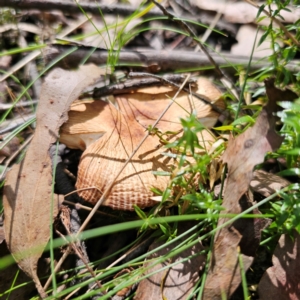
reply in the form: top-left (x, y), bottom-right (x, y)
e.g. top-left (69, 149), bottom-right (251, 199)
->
top-left (60, 77), bottom-right (224, 210)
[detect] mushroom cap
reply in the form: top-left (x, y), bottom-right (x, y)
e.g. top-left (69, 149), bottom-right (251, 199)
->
top-left (60, 77), bottom-right (224, 210)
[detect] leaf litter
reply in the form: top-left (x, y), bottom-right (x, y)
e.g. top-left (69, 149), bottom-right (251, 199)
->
top-left (258, 230), bottom-right (300, 300)
top-left (257, 79), bottom-right (300, 300)
top-left (202, 78), bottom-right (293, 299)
top-left (3, 64), bottom-right (103, 297)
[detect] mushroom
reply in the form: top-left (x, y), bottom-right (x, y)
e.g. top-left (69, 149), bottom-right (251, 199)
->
top-left (60, 77), bottom-right (224, 210)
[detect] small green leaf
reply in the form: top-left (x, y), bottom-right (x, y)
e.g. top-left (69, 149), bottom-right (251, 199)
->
top-left (283, 47), bottom-right (297, 62)
top-left (159, 224), bottom-right (169, 236)
top-left (258, 30), bottom-right (270, 47)
top-left (256, 15), bottom-right (267, 23)
top-left (150, 187), bottom-right (163, 195)
top-left (213, 125), bottom-right (233, 131)
top-left (162, 188), bottom-right (171, 202)
top-left (278, 168), bottom-right (300, 176)
top-left (232, 115), bottom-right (255, 126)
top-left (256, 4), bottom-right (266, 18)
top-left (134, 205), bottom-right (147, 220)
top-left (279, 148), bottom-right (300, 155)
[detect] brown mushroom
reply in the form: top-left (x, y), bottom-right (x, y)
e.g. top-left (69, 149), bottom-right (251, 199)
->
top-left (60, 77), bottom-right (224, 210)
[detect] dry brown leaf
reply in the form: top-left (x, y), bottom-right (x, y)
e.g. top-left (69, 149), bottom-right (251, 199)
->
top-left (60, 77), bottom-right (224, 210)
top-left (134, 222), bottom-right (206, 300)
top-left (203, 78), bottom-right (286, 299)
top-left (3, 64), bottom-right (102, 297)
top-left (251, 169), bottom-right (291, 197)
top-left (258, 231), bottom-right (300, 300)
top-left (0, 226), bottom-right (4, 244)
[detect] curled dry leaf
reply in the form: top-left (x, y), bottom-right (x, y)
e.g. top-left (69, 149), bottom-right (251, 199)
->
top-left (60, 77), bottom-right (224, 210)
top-left (203, 78), bottom-right (288, 299)
top-left (258, 231), bottom-right (300, 300)
top-left (3, 64), bottom-right (102, 297)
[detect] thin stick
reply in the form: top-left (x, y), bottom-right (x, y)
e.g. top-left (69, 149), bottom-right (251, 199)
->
top-left (0, 51), bottom-right (40, 83)
top-left (45, 45), bottom-right (300, 73)
top-left (195, 12), bottom-right (222, 50)
top-left (62, 200), bottom-right (117, 218)
top-left (91, 74), bottom-right (195, 99)
top-left (128, 72), bottom-right (223, 113)
top-left (0, 100), bottom-right (38, 110)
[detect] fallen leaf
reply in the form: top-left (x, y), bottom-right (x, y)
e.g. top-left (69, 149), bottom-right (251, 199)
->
top-left (60, 77), bottom-right (224, 210)
top-left (134, 222), bottom-right (206, 300)
top-left (214, 170), bottom-right (290, 199)
top-left (251, 169), bottom-right (291, 198)
top-left (203, 78), bottom-right (286, 299)
top-left (258, 231), bottom-right (300, 300)
top-left (3, 64), bottom-right (102, 297)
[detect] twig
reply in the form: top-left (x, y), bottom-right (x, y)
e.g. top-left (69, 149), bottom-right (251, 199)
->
top-left (44, 246), bottom-right (73, 291)
top-left (44, 45), bottom-right (300, 73)
top-left (0, 50), bottom-right (40, 83)
top-left (63, 200), bottom-right (117, 218)
top-left (195, 12), bottom-right (222, 51)
top-left (0, 13), bottom-right (90, 83)
top-left (91, 74), bottom-right (195, 98)
top-left (19, 35), bottom-right (42, 98)
top-left (0, 0), bottom-right (236, 33)
top-left (127, 72), bottom-right (223, 113)
top-left (0, 100), bottom-right (38, 111)
top-left (0, 0), bottom-right (160, 16)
